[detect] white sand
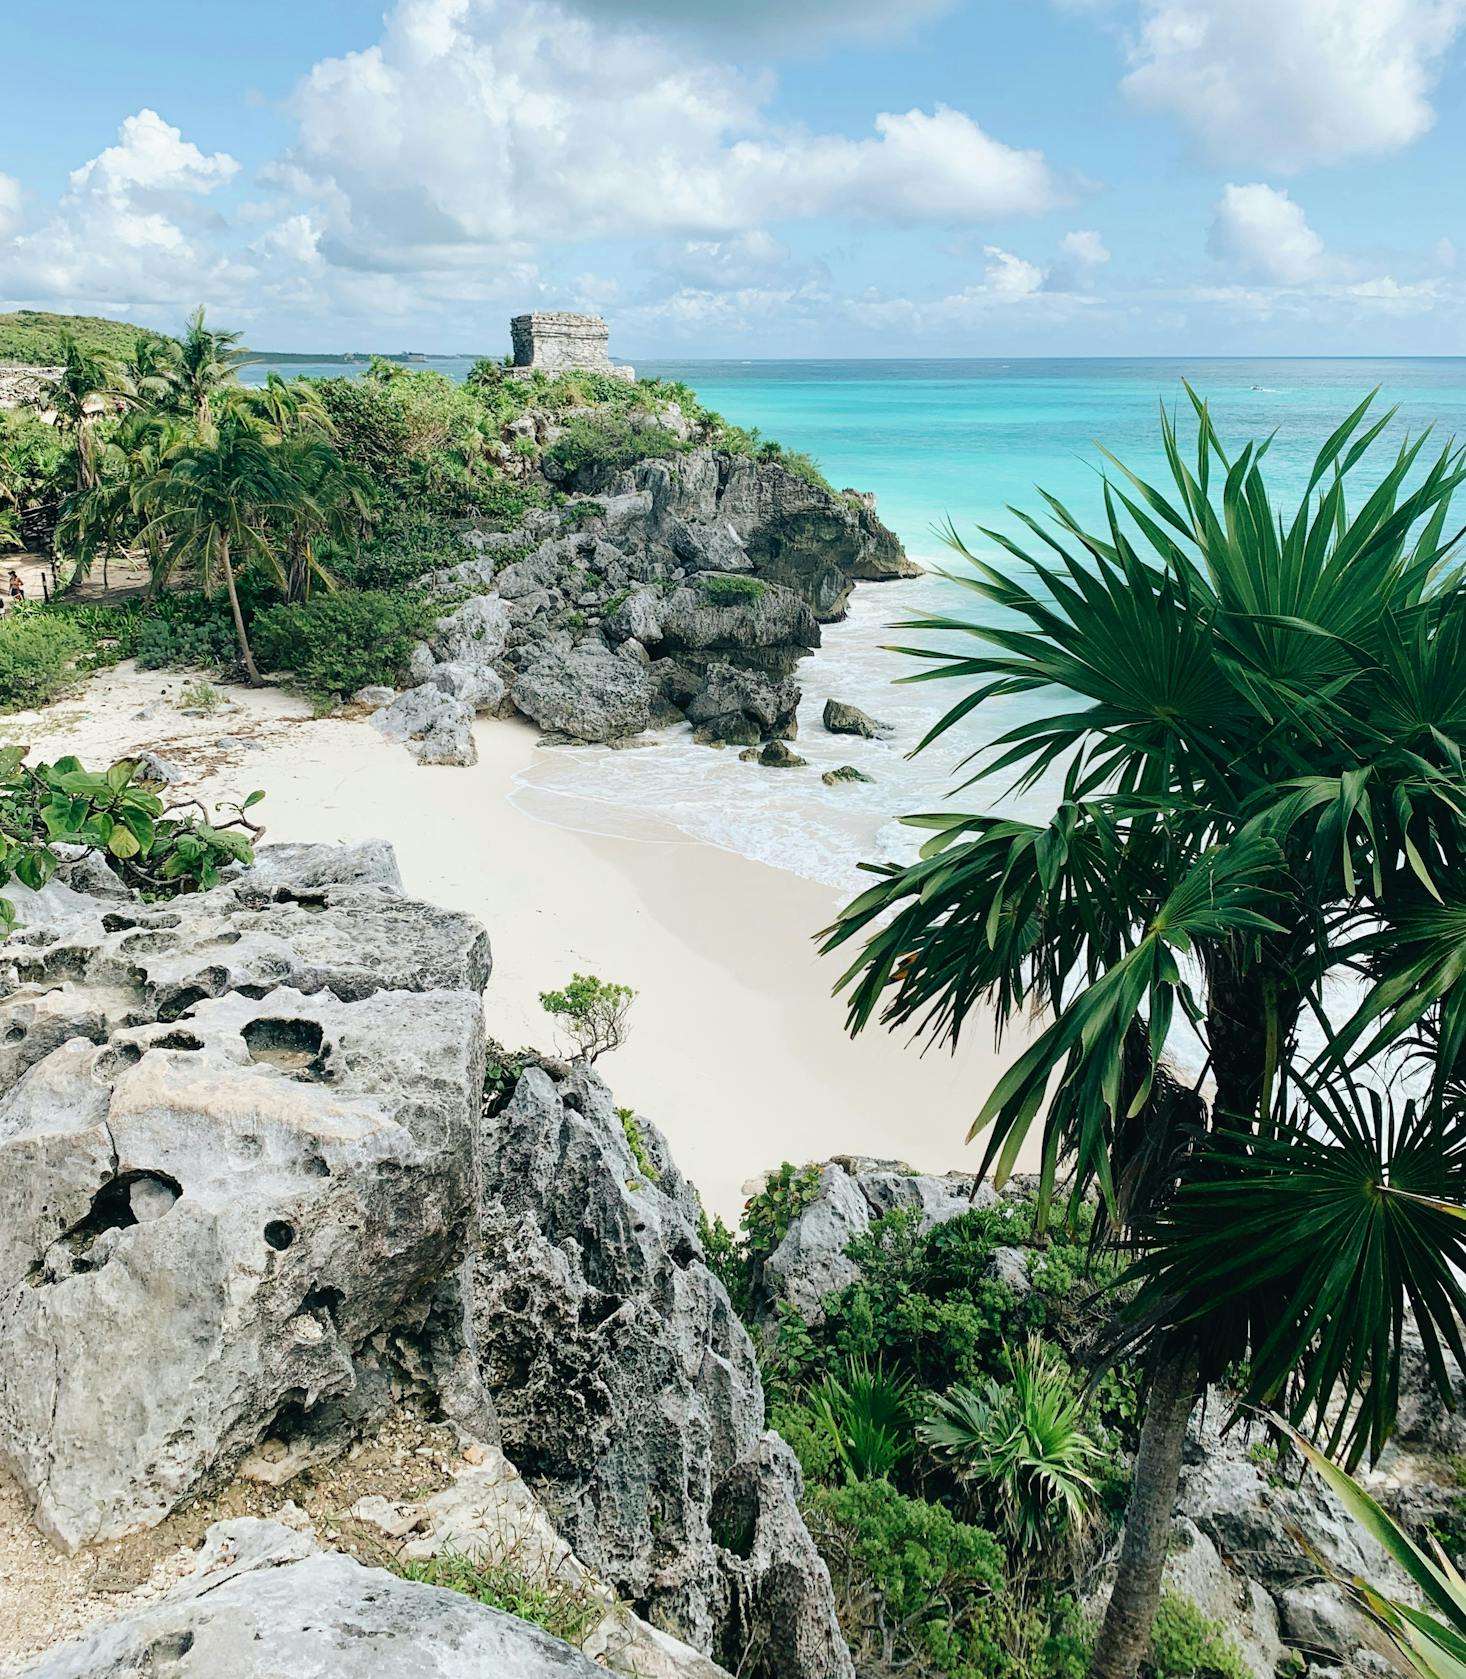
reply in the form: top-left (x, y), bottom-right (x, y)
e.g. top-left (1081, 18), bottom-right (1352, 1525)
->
top-left (9, 666), bottom-right (1033, 1220)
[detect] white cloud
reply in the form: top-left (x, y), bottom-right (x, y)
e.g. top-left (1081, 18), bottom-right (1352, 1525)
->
top-left (653, 229), bottom-right (794, 289)
top-left (1047, 227), bottom-right (1111, 289)
top-left (982, 245), bottom-right (1045, 298)
top-left (0, 175), bottom-right (21, 241)
top-left (0, 110), bottom-right (248, 309)
top-left (1208, 182), bottom-right (1328, 283)
top-left (1122, 0), bottom-right (1466, 170)
top-left (276, 0), bottom-right (1059, 271)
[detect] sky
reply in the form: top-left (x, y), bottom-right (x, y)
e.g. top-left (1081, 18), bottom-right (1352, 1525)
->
top-left (1, 0), bottom-right (1464, 358)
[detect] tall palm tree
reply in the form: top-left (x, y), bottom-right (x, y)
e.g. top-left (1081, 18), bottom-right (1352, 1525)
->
top-left (123, 334), bottom-right (182, 414)
top-left (40, 334), bottom-right (118, 492)
top-left (59, 412), bottom-right (186, 594)
top-left (273, 436), bottom-right (371, 602)
top-left (821, 390), bottom-right (1466, 1678)
top-left (177, 306), bottom-right (253, 436)
top-left (144, 413), bottom-right (302, 684)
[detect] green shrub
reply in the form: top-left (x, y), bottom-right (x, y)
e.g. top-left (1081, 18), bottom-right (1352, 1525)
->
top-left (808, 1357), bottom-right (918, 1483)
top-left (0, 750), bottom-right (261, 932)
top-left (805, 1480), bottom-right (1007, 1679)
top-left (699, 574), bottom-right (766, 605)
top-left (395, 1550), bottom-right (602, 1650)
top-left (253, 589), bottom-right (432, 702)
top-left (539, 972), bottom-right (636, 1063)
top-left (744, 1161), bottom-right (824, 1269)
top-left (1145, 1591), bottom-right (1251, 1679)
top-left (135, 612), bottom-right (237, 672)
top-left (542, 415), bottom-right (683, 486)
top-left (617, 1106), bottom-right (660, 1181)
top-left (0, 612), bottom-right (85, 709)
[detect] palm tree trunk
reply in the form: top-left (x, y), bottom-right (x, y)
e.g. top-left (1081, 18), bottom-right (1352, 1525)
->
top-left (1090, 1338), bottom-right (1200, 1679)
top-left (218, 534), bottom-right (262, 687)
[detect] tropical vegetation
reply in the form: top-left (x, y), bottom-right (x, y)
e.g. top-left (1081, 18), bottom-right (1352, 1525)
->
top-left (820, 389), bottom-right (1466, 1677)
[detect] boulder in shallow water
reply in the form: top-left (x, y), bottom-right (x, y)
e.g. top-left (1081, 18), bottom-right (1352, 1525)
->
top-left (684, 662), bottom-right (800, 743)
top-left (739, 740), bottom-right (807, 768)
top-left (821, 698), bottom-right (890, 738)
top-left (822, 765), bottom-right (872, 785)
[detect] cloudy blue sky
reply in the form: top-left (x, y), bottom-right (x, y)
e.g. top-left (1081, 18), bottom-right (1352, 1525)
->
top-left (2, 0), bottom-right (1463, 356)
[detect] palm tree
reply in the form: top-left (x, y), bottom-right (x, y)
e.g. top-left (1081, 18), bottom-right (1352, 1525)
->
top-left (144, 412), bottom-right (303, 684)
top-left (177, 306), bottom-right (253, 436)
top-left (40, 334), bottom-right (118, 492)
top-left (123, 334), bottom-right (182, 413)
top-left (60, 411), bottom-right (186, 594)
top-left (821, 390), bottom-right (1466, 1678)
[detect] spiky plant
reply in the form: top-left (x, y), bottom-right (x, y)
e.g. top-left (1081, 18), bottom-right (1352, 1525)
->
top-left (809, 1357), bottom-right (918, 1484)
top-left (821, 389), bottom-right (1466, 1678)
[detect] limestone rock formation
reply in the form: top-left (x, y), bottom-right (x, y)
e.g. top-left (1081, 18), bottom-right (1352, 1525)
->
top-left (17, 1517), bottom-right (610, 1678)
top-left (378, 442), bottom-right (913, 764)
top-left (512, 641), bottom-right (654, 741)
top-left (0, 845), bottom-right (491, 1551)
top-left (472, 1060), bottom-right (853, 1678)
top-left (757, 1158), bottom-right (985, 1324)
top-left (822, 765), bottom-right (873, 785)
top-left (685, 663), bottom-right (800, 745)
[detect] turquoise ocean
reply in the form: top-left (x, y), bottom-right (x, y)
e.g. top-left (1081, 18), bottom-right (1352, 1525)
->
top-left (251, 357), bottom-right (1466, 891)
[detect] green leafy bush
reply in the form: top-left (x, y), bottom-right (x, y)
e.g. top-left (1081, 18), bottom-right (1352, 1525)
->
top-left (542, 415), bottom-right (683, 486)
top-left (1144, 1592), bottom-right (1251, 1679)
top-left (0, 612), bottom-right (84, 709)
top-left (809, 1357), bottom-right (918, 1483)
top-left (921, 1337), bottom-right (1101, 1552)
top-left (539, 972), bottom-right (637, 1062)
top-left (253, 589), bottom-right (433, 702)
top-left (699, 574), bottom-right (767, 605)
top-left (617, 1105), bottom-right (660, 1181)
top-left (744, 1161), bottom-right (824, 1271)
top-left (805, 1480), bottom-right (1007, 1679)
top-left (0, 749), bottom-right (261, 932)
top-left (135, 612), bottom-right (238, 672)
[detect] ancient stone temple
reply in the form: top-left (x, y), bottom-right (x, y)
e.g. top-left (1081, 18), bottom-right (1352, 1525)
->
top-left (509, 312), bottom-right (634, 381)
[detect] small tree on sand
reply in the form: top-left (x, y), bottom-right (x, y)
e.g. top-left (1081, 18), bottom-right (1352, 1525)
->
top-left (540, 973), bottom-right (636, 1063)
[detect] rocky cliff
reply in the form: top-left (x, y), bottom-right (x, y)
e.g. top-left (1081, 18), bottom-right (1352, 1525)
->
top-left (0, 845), bottom-right (850, 1678)
top-left (365, 446), bottom-right (917, 765)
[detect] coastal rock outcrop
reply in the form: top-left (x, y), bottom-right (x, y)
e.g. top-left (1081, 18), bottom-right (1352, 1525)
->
top-left (685, 662), bottom-right (800, 746)
top-left (822, 697), bottom-right (891, 738)
top-left (0, 845), bottom-right (492, 1551)
top-left (17, 1517), bottom-right (610, 1678)
top-left (473, 1059), bottom-right (853, 1678)
top-left (378, 442), bottom-right (913, 766)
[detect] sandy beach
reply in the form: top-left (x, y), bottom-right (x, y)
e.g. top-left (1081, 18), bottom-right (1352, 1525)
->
top-left (9, 664), bottom-right (1029, 1221)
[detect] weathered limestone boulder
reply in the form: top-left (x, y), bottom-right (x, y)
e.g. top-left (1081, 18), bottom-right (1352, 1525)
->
top-left (18, 1517), bottom-right (609, 1678)
top-left (473, 1061), bottom-right (851, 1678)
top-left (512, 643), bottom-right (653, 741)
top-left (659, 579), bottom-right (819, 656)
top-left (0, 847), bottom-right (491, 1552)
top-left (361, 1442), bottom-right (729, 1678)
top-left (757, 1159), bottom-right (984, 1324)
top-left (684, 663), bottom-right (800, 744)
top-left (822, 698), bottom-right (891, 738)
top-left (712, 1437), bottom-right (853, 1679)
top-left (432, 593), bottom-right (512, 669)
top-left (1163, 1519), bottom-right (1283, 1679)
top-left (822, 765), bottom-right (873, 785)
top-left (371, 684), bottom-right (478, 765)
top-left (715, 456), bottom-right (917, 620)
top-left (605, 584), bottom-right (667, 648)
top-left (427, 658), bottom-right (508, 713)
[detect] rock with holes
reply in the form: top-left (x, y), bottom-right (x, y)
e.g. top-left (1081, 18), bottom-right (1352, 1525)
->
top-left (0, 845), bottom-right (492, 1551)
top-left (472, 1061), bottom-right (851, 1678)
top-left (17, 1516), bottom-right (610, 1677)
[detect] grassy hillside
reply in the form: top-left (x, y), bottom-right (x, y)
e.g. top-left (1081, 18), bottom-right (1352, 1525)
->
top-left (0, 310), bottom-right (176, 366)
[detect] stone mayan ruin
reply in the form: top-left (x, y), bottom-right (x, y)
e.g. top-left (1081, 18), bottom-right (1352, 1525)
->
top-left (509, 312), bottom-right (634, 381)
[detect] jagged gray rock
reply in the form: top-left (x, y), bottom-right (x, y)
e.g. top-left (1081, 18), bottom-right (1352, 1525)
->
top-left (758, 1159), bottom-right (984, 1324)
top-left (659, 580), bottom-right (818, 656)
top-left (0, 846), bottom-right (491, 1552)
top-left (740, 741), bottom-right (806, 768)
top-left (822, 764), bottom-right (873, 785)
top-left (473, 1062), bottom-right (851, 1678)
top-left (371, 683), bottom-right (478, 766)
top-left (17, 1517), bottom-right (607, 1677)
top-left (684, 663), bottom-right (800, 744)
top-left (512, 643), bottom-right (653, 741)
